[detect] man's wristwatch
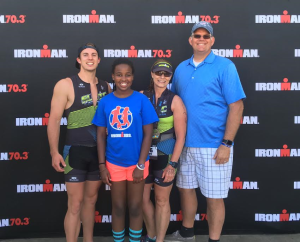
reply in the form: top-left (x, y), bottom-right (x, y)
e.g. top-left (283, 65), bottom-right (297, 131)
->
top-left (222, 139), bottom-right (233, 146)
top-left (168, 161), bottom-right (178, 169)
top-left (136, 163), bottom-right (145, 170)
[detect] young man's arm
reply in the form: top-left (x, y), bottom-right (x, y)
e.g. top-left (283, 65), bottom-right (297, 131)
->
top-left (47, 79), bottom-right (71, 172)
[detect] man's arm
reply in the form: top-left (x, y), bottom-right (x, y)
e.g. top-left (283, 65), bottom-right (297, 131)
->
top-left (213, 99), bottom-right (244, 164)
top-left (223, 99), bottom-right (244, 141)
top-left (47, 79), bottom-right (71, 172)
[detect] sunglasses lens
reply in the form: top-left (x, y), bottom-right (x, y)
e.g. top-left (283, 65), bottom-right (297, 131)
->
top-left (193, 34), bottom-right (211, 39)
top-left (155, 71), bottom-right (172, 77)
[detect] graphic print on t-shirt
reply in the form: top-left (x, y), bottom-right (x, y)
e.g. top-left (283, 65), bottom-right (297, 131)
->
top-left (109, 106), bottom-right (133, 130)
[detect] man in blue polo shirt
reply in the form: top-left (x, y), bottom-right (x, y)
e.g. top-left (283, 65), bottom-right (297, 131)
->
top-left (165, 22), bottom-right (245, 242)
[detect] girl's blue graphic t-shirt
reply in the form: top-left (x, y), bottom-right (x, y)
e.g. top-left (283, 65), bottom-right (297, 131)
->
top-left (92, 91), bottom-right (159, 167)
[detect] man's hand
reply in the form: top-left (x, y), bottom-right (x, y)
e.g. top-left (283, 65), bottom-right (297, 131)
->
top-left (52, 153), bottom-right (66, 172)
top-left (213, 145), bottom-right (230, 164)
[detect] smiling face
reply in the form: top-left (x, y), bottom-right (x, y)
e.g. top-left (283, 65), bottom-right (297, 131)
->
top-left (151, 71), bottom-right (172, 90)
top-left (189, 28), bottom-right (215, 56)
top-left (112, 64), bottom-right (134, 93)
top-left (77, 48), bottom-right (100, 71)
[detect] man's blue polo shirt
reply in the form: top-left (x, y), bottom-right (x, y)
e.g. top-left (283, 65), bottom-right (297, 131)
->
top-left (171, 51), bottom-right (246, 148)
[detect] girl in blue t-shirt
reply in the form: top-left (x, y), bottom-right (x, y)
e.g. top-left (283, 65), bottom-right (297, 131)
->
top-left (92, 58), bottom-right (158, 242)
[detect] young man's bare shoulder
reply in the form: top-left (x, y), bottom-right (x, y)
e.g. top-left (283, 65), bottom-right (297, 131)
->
top-left (53, 78), bottom-right (73, 97)
top-left (54, 78), bottom-right (72, 90)
top-left (55, 77), bottom-right (72, 88)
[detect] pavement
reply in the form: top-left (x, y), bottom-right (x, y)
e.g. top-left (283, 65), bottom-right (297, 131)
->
top-left (1, 234), bottom-right (300, 242)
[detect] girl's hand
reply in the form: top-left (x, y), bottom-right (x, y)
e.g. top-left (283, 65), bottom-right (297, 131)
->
top-left (100, 167), bottom-right (112, 186)
top-left (132, 167), bottom-right (144, 183)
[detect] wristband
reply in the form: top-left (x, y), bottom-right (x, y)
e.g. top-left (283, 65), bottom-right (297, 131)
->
top-left (136, 163), bottom-right (145, 171)
top-left (168, 161), bottom-right (179, 169)
top-left (221, 142), bottom-right (231, 148)
top-left (99, 162), bottom-right (106, 165)
top-left (222, 139), bottom-right (233, 146)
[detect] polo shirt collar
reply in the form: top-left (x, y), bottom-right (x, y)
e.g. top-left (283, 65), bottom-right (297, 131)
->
top-left (188, 51), bottom-right (216, 66)
top-left (204, 51), bottom-right (215, 63)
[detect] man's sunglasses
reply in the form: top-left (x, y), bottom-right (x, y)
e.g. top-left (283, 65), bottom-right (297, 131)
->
top-left (192, 34), bottom-right (211, 39)
top-left (154, 71), bottom-right (172, 77)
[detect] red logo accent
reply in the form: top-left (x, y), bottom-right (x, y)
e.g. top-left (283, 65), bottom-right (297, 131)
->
top-left (41, 45), bottom-right (51, 58)
top-left (280, 209), bottom-right (290, 221)
top-left (109, 106), bottom-right (133, 130)
top-left (176, 11), bottom-right (185, 23)
top-left (233, 177), bottom-right (243, 189)
top-left (43, 113), bottom-right (50, 126)
top-left (280, 144), bottom-right (290, 157)
top-left (281, 78), bottom-right (291, 91)
top-left (43, 179), bottom-right (53, 192)
top-left (233, 45), bottom-right (243, 57)
top-left (176, 210), bottom-right (183, 221)
top-left (128, 46), bottom-right (137, 57)
top-left (95, 211), bottom-right (102, 223)
top-left (6, 84), bottom-right (28, 93)
top-left (89, 10), bottom-right (99, 23)
top-left (281, 11), bottom-right (291, 23)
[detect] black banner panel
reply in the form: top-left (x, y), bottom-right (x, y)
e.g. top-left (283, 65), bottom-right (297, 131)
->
top-left (1, 0), bottom-right (300, 239)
